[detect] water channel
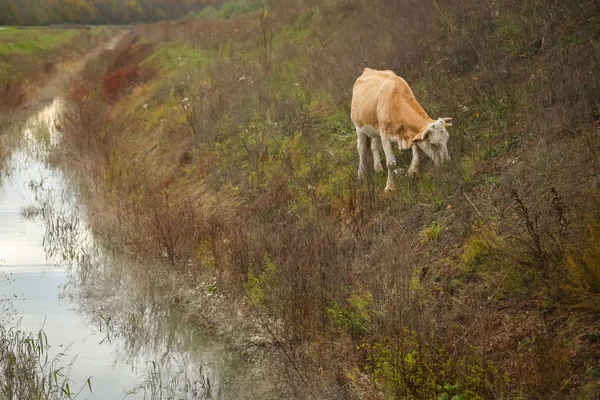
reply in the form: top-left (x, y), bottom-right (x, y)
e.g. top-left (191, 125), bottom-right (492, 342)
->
top-left (0, 98), bottom-right (244, 399)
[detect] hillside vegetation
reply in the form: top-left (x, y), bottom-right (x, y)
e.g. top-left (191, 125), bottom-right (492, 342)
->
top-left (60, 0), bottom-right (600, 398)
top-left (0, 0), bottom-right (264, 25)
top-left (0, 26), bottom-right (111, 185)
top-left (0, 26), bottom-right (111, 110)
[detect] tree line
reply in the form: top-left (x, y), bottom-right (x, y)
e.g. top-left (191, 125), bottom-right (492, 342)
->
top-left (0, 0), bottom-right (237, 25)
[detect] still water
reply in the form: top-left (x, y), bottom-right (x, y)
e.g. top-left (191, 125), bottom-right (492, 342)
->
top-left (0, 99), bottom-right (242, 399)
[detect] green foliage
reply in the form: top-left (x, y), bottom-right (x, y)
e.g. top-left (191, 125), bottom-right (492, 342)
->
top-left (141, 44), bottom-right (210, 72)
top-left (461, 225), bottom-right (506, 274)
top-left (326, 290), bottom-right (373, 341)
top-left (218, 1), bottom-right (251, 19)
top-left (0, 28), bottom-right (79, 57)
top-left (0, 27), bottom-right (110, 108)
top-left (560, 218), bottom-right (600, 315)
top-left (245, 253), bottom-right (277, 307)
top-left (359, 331), bottom-right (491, 399)
top-left (0, 0), bottom-right (222, 25)
top-left (422, 220), bottom-right (443, 242)
top-left (494, 17), bottom-right (524, 56)
top-left (194, 1), bottom-right (264, 20)
top-left (461, 224), bottom-right (543, 300)
top-left (197, 6), bottom-right (218, 20)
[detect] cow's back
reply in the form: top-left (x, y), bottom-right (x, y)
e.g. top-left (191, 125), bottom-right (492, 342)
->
top-left (351, 68), bottom-right (405, 128)
top-left (351, 68), bottom-right (431, 136)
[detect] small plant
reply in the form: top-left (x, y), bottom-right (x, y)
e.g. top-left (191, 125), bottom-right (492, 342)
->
top-left (245, 253), bottom-right (278, 307)
top-left (438, 383), bottom-right (467, 400)
top-left (559, 218), bottom-right (600, 315)
top-left (326, 290), bottom-right (373, 341)
top-left (421, 220), bottom-right (443, 242)
top-left (461, 224), bottom-right (505, 273)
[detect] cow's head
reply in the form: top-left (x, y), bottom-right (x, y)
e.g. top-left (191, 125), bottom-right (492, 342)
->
top-left (410, 117), bottom-right (452, 166)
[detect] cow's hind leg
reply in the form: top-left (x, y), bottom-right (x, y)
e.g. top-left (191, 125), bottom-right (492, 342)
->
top-left (356, 128), bottom-right (369, 177)
top-left (381, 132), bottom-right (397, 192)
top-left (371, 136), bottom-right (384, 172)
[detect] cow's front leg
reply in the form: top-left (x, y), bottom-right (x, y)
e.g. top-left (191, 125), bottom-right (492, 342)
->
top-left (408, 145), bottom-right (420, 177)
top-left (371, 136), bottom-right (384, 172)
top-left (356, 129), bottom-right (369, 177)
top-left (381, 133), bottom-right (397, 192)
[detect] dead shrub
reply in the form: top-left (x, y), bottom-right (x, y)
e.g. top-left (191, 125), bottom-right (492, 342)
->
top-left (62, 88), bottom-right (110, 160)
top-left (103, 66), bottom-right (139, 100)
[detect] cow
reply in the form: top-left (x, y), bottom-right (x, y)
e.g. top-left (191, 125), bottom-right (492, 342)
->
top-left (351, 68), bottom-right (453, 192)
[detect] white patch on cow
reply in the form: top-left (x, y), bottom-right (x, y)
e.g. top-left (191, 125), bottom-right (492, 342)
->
top-left (356, 124), bottom-right (379, 138)
top-left (358, 126), bottom-right (410, 150)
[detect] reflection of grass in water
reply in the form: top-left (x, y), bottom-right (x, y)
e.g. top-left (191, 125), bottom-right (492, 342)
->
top-left (97, 305), bottom-right (233, 400)
top-left (0, 325), bottom-right (91, 399)
top-left (0, 127), bottom-right (16, 185)
top-left (27, 121), bottom-right (53, 154)
top-left (0, 139), bottom-right (5, 183)
top-left (21, 178), bottom-right (242, 399)
top-left (0, 98), bottom-right (62, 186)
top-left (0, 271), bottom-right (18, 327)
top-left (0, 268), bottom-right (22, 328)
top-left (21, 178), bottom-right (97, 283)
top-left (134, 359), bottom-right (215, 399)
top-left (23, 100), bottom-right (63, 158)
top-left (2, 190), bottom-right (93, 399)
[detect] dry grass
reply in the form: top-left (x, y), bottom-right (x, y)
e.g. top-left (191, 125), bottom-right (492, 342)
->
top-left (58, 0), bottom-right (600, 398)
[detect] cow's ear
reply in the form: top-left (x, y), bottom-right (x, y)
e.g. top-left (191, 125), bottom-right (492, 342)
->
top-left (411, 128), bottom-right (431, 144)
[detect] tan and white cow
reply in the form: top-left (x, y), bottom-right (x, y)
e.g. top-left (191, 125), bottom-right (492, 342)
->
top-left (351, 68), bottom-right (453, 192)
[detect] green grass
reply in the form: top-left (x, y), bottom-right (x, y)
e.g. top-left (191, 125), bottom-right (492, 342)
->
top-left (0, 26), bottom-right (111, 107)
top-left (0, 27), bottom-right (80, 56)
top-left (0, 27), bottom-right (82, 88)
top-left (141, 43), bottom-right (212, 73)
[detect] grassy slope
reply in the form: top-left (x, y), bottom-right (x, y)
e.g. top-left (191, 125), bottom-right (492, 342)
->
top-left (0, 25), bottom-right (113, 185)
top-left (0, 26), bottom-right (112, 109)
top-left (62, 1), bottom-right (600, 398)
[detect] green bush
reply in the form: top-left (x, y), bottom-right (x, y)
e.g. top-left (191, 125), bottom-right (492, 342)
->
top-left (326, 290), bottom-right (373, 341)
top-left (560, 218), bottom-right (600, 315)
top-left (197, 6), bottom-right (218, 20)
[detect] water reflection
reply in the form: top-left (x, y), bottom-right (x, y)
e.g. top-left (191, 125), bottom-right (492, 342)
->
top-left (25, 172), bottom-right (243, 399)
top-left (0, 98), bottom-right (245, 399)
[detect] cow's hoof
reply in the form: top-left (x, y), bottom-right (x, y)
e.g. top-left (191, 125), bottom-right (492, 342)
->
top-left (374, 165), bottom-right (384, 173)
top-left (408, 168), bottom-right (419, 178)
top-left (384, 186), bottom-right (395, 194)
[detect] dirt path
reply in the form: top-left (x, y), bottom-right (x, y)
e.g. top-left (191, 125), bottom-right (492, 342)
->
top-left (32, 31), bottom-right (127, 107)
top-left (0, 30), bottom-right (126, 168)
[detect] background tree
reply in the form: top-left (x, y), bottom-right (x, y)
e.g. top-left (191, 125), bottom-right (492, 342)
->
top-left (0, 0), bottom-right (20, 25)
